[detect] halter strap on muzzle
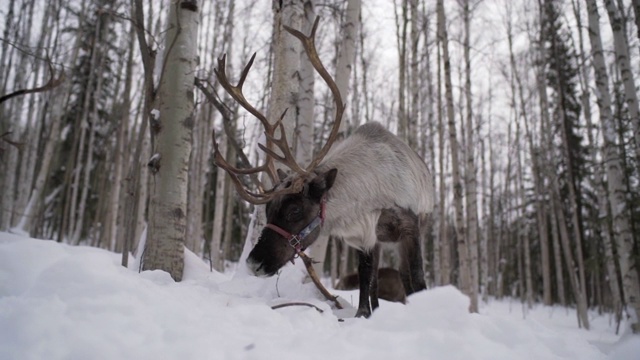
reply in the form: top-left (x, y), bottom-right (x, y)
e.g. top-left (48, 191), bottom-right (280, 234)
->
top-left (264, 196), bottom-right (326, 262)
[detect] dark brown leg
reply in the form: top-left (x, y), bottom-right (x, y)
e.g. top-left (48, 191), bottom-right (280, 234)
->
top-left (370, 244), bottom-right (380, 311)
top-left (401, 210), bottom-right (426, 295)
top-left (355, 249), bottom-right (374, 318)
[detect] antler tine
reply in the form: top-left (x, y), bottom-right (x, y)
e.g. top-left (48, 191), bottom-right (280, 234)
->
top-left (214, 53), bottom-right (273, 132)
top-left (213, 157), bottom-right (271, 205)
top-left (213, 52), bottom-right (282, 187)
top-left (284, 17), bottom-right (346, 172)
top-left (212, 137), bottom-right (305, 204)
top-left (212, 140), bottom-right (268, 180)
top-left (257, 109), bottom-right (308, 175)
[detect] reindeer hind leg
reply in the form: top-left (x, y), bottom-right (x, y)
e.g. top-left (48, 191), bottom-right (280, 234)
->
top-left (355, 249), bottom-right (374, 318)
top-left (399, 208), bottom-right (426, 295)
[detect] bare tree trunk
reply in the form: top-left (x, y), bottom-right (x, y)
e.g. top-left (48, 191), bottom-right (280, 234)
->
top-left (106, 28), bottom-right (135, 251)
top-left (335, 0), bottom-right (360, 135)
top-left (436, 24), bottom-right (450, 286)
top-left (15, 2), bottom-right (53, 223)
top-left (2, 0), bottom-right (38, 229)
top-left (15, 3), bottom-right (86, 235)
top-left (0, 0), bottom-right (16, 95)
top-left (358, 19), bottom-right (372, 126)
top-left (408, 0), bottom-right (420, 150)
top-left (551, 174), bottom-right (590, 329)
top-left (505, 12), bottom-right (544, 307)
top-left (438, 0), bottom-right (471, 307)
top-left (587, 0), bottom-right (639, 333)
top-left (420, 6), bottom-right (438, 286)
top-left (269, 0), bottom-right (302, 143)
top-left (394, 0), bottom-right (409, 142)
top-left (603, 0), bottom-right (640, 168)
top-left (220, 144), bottom-right (236, 264)
top-left (480, 124), bottom-right (491, 301)
top-left (462, 0), bottom-right (479, 313)
top-left (122, 0), bottom-right (161, 267)
top-left (549, 196), bottom-right (566, 306)
top-left (534, 9), bottom-right (563, 305)
top-left (211, 135), bottom-right (229, 271)
top-left (633, 0), bottom-right (640, 40)
top-left (330, 236), bottom-right (339, 286)
top-left (72, 20), bottom-right (111, 244)
top-left (143, 1), bottom-right (200, 281)
top-left (516, 127), bottom-right (533, 309)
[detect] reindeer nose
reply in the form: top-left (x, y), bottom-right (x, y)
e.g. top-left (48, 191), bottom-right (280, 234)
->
top-left (246, 257), bottom-right (265, 276)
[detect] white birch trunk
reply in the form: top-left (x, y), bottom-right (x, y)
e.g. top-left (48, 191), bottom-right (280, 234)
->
top-left (603, 0), bottom-right (640, 167)
top-left (438, 0), bottom-right (470, 305)
top-left (107, 29), bottom-right (135, 252)
top-left (395, 0), bottom-right (408, 142)
top-left (408, 0), bottom-right (419, 150)
top-left (335, 0), bottom-right (360, 135)
top-left (268, 0), bottom-right (302, 141)
top-left (535, 13), bottom-right (563, 305)
top-left (15, 3), bottom-right (52, 223)
top-left (296, 1), bottom-right (315, 168)
top-left (14, 5), bottom-right (85, 234)
top-left (142, 1), bottom-right (199, 281)
top-left (587, 0), bottom-right (639, 332)
top-left (550, 164), bottom-right (589, 328)
top-left (462, 0), bottom-right (479, 313)
top-left (436, 29), bottom-right (450, 286)
top-left (210, 134), bottom-right (228, 271)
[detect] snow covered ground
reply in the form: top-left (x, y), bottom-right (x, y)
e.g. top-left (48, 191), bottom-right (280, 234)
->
top-left (1, 231), bottom-right (638, 360)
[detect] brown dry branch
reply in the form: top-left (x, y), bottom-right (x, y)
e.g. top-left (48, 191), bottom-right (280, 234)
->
top-left (299, 252), bottom-right (343, 309)
top-left (271, 302), bottom-right (324, 313)
top-left (0, 61), bottom-right (64, 104)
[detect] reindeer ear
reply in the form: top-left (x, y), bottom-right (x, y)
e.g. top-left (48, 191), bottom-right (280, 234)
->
top-left (309, 168), bottom-right (338, 200)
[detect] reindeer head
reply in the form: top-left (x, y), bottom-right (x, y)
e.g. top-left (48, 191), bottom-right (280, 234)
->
top-left (211, 18), bottom-right (344, 277)
top-left (246, 169), bottom-right (337, 276)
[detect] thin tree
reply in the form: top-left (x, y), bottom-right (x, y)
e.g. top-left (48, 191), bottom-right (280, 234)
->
top-left (437, 0), bottom-right (473, 310)
top-left (602, 0), bottom-right (640, 168)
top-left (588, 0), bottom-right (640, 333)
top-left (586, 0), bottom-right (624, 332)
top-left (462, 0), bottom-right (480, 313)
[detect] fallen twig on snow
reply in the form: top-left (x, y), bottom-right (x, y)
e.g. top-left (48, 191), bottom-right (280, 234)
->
top-left (299, 252), bottom-right (343, 309)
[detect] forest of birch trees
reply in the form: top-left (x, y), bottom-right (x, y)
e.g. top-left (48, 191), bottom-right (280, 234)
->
top-left (1, 0), bottom-right (639, 332)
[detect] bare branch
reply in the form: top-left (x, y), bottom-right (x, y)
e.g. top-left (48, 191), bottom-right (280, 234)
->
top-left (299, 252), bottom-right (343, 309)
top-left (0, 60), bottom-right (65, 104)
top-left (271, 302), bottom-right (324, 313)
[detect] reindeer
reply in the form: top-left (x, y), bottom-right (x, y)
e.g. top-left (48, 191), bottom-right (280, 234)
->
top-left (212, 18), bottom-right (433, 318)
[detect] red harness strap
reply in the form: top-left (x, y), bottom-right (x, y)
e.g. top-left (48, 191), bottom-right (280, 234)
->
top-left (264, 197), bottom-right (327, 255)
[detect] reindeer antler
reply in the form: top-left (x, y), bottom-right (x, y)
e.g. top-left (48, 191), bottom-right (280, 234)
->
top-left (208, 17), bottom-right (344, 205)
top-left (284, 17), bottom-right (345, 173)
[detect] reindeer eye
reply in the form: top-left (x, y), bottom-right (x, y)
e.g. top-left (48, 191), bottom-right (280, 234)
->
top-left (287, 205), bottom-right (302, 221)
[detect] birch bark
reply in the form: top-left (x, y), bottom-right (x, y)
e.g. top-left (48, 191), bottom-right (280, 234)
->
top-left (587, 0), bottom-right (639, 332)
top-left (143, 1), bottom-right (199, 281)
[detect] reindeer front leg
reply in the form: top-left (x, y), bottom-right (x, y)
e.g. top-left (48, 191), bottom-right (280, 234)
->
top-left (356, 249), bottom-right (374, 318)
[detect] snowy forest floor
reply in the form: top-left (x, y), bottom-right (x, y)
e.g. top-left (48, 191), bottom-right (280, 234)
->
top-left (0, 231), bottom-right (638, 360)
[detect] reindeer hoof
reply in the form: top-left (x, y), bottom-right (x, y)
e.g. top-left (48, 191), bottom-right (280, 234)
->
top-left (355, 308), bottom-right (371, 318)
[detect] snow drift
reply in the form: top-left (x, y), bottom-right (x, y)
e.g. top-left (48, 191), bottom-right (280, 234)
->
top-left (0, 232), bottom-right (635, 360)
